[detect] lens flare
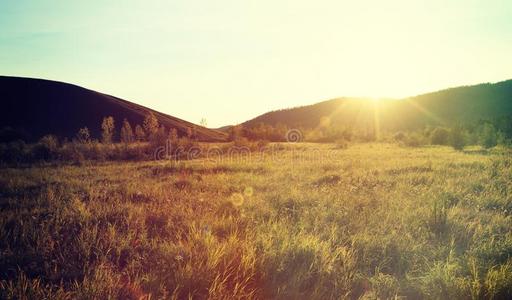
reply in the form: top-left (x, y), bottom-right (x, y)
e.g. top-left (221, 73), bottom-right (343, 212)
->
top-left (244, 186), bottom-right (254, 197)
top-left (230, 193), bottom-right (244, 206)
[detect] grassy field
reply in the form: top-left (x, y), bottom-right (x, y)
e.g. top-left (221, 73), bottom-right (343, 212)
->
top-left (0, 143), bottom-right (511, 299)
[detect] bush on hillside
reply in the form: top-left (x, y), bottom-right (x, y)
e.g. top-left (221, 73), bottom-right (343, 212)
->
top-left (32, 135), bottom-right (59, 161)
top-left (0, 140), bottom-right (29, 164)
top-left (402, 132), bottom-right (427, 147)
top-left (450, 126), bottom-right (467, 150)
top-left (430, 127), bottom-right (450, 145)
top-left (479, 123), bottom-right (498, 149)
top-left (393, 131), bottom-right (406, 142)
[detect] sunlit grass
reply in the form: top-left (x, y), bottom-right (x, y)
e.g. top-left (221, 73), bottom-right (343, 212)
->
top-left (0, 143), bottom-right (511, 298)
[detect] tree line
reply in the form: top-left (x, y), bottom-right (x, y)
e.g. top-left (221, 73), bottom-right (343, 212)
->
top-left (234, 115), bottom-right (512, 150)
top-left (0, 112), bottom-right (200, 165)
top-left (0, 113), bottom-right (510, 166)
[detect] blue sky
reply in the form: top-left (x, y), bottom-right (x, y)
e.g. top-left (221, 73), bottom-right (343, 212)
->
top-left (1, 0), bottom-right (511, 127)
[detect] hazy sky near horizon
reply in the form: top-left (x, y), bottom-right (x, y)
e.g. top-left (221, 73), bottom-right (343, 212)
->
top-left (1, 0), bottom-right (511, 127)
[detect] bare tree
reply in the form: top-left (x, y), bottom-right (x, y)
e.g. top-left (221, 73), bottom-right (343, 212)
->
top-left (120, 118), bottom-right (134, 144)
top-left (101, 116), bottom-right (115, 144)
top-left (76, 127), bottom-right (91, 144)
top-left (135, 125), bottom-right (145, 142)
top-left (143, 112), bottom-right (159, 141)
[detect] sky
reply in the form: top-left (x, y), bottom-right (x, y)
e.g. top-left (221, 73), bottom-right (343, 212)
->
top-left (1, 0), bottom-right (511, 127)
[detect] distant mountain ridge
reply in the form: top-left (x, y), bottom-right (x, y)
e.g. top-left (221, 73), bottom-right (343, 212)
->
top-left (243, 80), bottom-right (512, 131)
top-left (0, 76), bottom-right (227, 142)
top-left (2, 76), bottom-right (510, 143)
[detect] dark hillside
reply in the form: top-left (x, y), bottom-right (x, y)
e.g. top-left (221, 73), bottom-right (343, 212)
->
top-left (0, 76), bottom-right (227, 142)
top-left (243, 80), bottom-right (512, 132)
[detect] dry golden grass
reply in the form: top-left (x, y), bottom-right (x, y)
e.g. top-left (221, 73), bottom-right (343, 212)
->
top-left (1, 143), bottom-right (511, 299)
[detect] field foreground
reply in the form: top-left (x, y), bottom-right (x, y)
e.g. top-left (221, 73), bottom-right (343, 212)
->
top-left (1, 143), bottom-right (511, 299)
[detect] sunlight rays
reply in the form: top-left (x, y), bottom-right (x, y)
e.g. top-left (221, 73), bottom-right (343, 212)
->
top-left (405, 98), bottom-right (445, 125)
top-left (372, 99), bottom-right (381, 140)
top-left (309, 99), bottom-right (350, 137)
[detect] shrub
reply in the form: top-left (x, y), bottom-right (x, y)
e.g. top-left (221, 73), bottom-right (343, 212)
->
top-left (496, 131), bottom-right (511, 146)
top-left (431, 127), bottom-right (450, 145)
top-left (479, 123), bottom-right (498, 149)
top-left (450, 125), bottom-right (466, 150)
top-left (112, 142), bottom-right (147, 161)
top-left (31, 135), bottom-right (59, 161)
top-left (60, 142), bottom-right (86, 165)
top-left (403, 132), bottom-right (426, 147)
top-left (0, 140), bottom-right (28, 164)
top-left (393, 131), bottom-right (406, 142)
top-left (90, 141), bottom-right (108, 161)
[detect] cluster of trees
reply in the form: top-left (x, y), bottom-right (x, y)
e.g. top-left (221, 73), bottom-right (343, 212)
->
top-left (235, 116), bottom-right (512, 151)
top-left (0, 112), bottom-right (200, 165)
top-left (233, 122), bottom-right (365, 143)
top-left (236, 123), bottom-right (288, 142)
top-left (78, 113), bottom-right (202, 149)
top-left (74, 112), bottom-right (194, 146)
top-left (1, 113), bottom-right (510, 166)
top-left (394, 120), bottom-right (509, 150)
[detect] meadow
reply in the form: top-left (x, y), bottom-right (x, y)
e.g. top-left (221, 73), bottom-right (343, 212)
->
top-left (0, 143), bottom-right (511, 299)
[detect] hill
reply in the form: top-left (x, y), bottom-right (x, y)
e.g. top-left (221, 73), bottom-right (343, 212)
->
top-left (0, 76), bottom-right (227, 142)
top-left (243, 80), bottom-right (512, 132)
